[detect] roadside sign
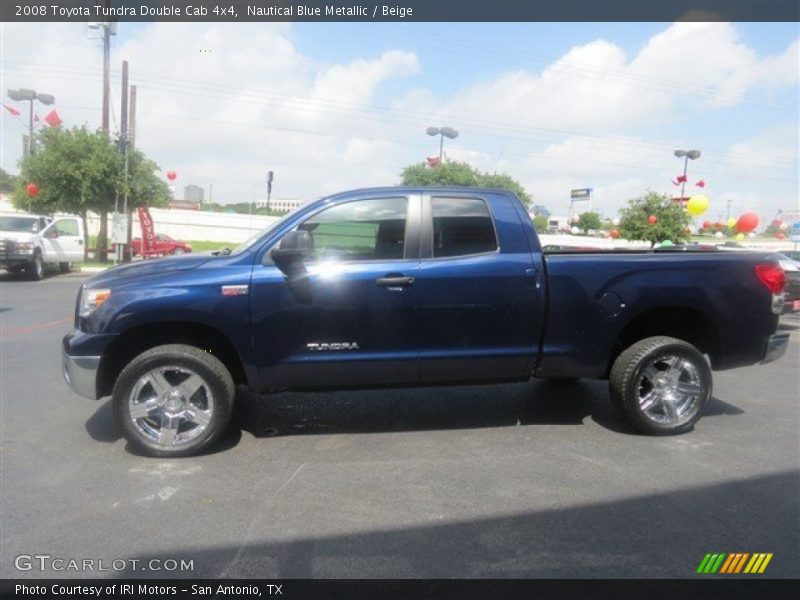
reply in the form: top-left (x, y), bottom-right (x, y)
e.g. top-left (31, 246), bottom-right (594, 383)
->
top-left (791, 222), bottom-right (800, 243)
top-left (570, 188), bottom-right (592, 199)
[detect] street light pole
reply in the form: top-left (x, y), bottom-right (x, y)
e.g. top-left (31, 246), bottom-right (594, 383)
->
top-left (673, 149), bottom-right (701, 201)
top-left (427, 126), bottom-right (459, 162)
top-left (7, 88), bottom-right (55, 156)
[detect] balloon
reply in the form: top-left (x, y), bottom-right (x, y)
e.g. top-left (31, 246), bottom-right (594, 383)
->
top-left (25, 183), bottom-right (39, 198)
top-left (735, 233), bottom-right (745, 241)
top-left (660, 240), bottom-right (674, 247)
top-left (686, 194), bottom-right (709, 216)
top-left (776, 232), bottom-right (786, 239)
top-left (570, 215), bottom-right (579, 224)
top-left (772, 219), bottom-right (783, 227)
top-left (780, 222), bottom-right (789, 230)
top-left (748, 232), bottom-right (756, 238)
top-left (714, 231), bottom-right (724, 238)
top-left (570, 226), bottom-right (580, 235)
top-left (647, 215), bottom-right (657, 225)
top-left (702, 220), bottom-right (712, 230)
top-left (609, 229), bottom-right (620, 239)
top-left (736, 212), bottom-right (759, 233)
top-left (726, 217), bottom-right (737, 229)
top-left (166, 171), bottom-right (177, 181)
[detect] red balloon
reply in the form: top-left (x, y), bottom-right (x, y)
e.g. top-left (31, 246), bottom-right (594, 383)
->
top-left (702, 220), bottom-right (712, 229)
top-left (775, 232), bottom-right (785, 240)
top-left (647, 215), bottom-right (657, 225)
top-left (166, 171), bottom-right (177, 181)
top-left (25, 183), bottom-right (39, 198)
top-left (609, 229), bottom-right (620, 239)
top-left (736, 212), bottom-right (759, 233)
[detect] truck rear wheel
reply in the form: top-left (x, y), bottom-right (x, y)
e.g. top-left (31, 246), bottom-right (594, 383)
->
top-left (112, 344), bottom-right (235, 457)
top-left (609, 336), bottom-right (711, 435)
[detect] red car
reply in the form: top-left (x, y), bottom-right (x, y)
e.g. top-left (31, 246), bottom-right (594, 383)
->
top-left (130, 234), bottom-right (192, 256)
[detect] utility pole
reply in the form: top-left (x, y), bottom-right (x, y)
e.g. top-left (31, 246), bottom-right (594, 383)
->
top-left (726, 198), bottom-right (733, 221)
top-left (128, 85), bottom-right (137, 148)
top-left (113, 60), bottom-right (130, 264)
top-left (101, 22), bottom-right (111, 134)
top-left (124, 84), bottom-right (137, 262)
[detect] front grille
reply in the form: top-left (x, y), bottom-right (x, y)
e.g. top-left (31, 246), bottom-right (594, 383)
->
top-left (0, 238), bottom-right (12, 261)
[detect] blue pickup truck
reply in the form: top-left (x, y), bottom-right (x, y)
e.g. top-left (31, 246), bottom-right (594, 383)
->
top-left (63, 187), bottom-right (790, 457)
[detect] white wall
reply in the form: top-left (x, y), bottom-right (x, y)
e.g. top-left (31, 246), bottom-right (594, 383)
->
top-left (86, 208), bottom-right (281, 243)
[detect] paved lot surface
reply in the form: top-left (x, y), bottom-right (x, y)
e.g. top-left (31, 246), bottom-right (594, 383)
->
top-left (1, 271), bottom-right (798, 579)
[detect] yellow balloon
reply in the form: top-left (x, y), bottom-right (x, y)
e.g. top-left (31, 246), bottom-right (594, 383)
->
top-left (686, 194), bottom-right (709, 216)
top-left (726, 217), bottom-right (737, 228)
top-left (736, 233), bottom-right (745, 241)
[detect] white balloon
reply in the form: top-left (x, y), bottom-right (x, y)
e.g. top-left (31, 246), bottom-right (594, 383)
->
top-left (748, 232), bottom-right (756, 238)
top-left (714, 231), bottom-right (724, 238)
top-left (570, 226), bottom-right (580, 235)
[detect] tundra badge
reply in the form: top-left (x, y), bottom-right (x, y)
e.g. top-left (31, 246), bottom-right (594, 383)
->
top-left (307, 342), bottom-right (360, 351)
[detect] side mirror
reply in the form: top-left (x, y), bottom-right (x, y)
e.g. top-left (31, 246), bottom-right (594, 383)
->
top-left (271, 230), bottom-right (313, 277)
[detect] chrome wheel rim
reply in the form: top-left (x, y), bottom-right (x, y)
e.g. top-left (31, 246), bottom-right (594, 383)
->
top-left (128, 366), bottom-right (214, 448)
top-left (35, 256), bottom-right (43, 278)
top-left (636, 354), bottom-right (704, 426)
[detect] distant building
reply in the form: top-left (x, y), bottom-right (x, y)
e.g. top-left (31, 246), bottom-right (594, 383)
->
top-left (256, 198), bottom-right (306, 213)
top-left (184, 184), bottom-right (205, 203)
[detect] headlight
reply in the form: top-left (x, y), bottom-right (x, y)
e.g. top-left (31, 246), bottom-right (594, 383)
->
top-left (79, 288), bottom-right (111, 318)
top-left (16, 242), bottom-right (34, 254)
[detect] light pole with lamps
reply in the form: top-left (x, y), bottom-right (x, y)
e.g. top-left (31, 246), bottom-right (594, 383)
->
top-left (427, 126), bottom-right (459, 162)
top-left (7, 88), bottom-right (55, 155)
top-left (673, 149), bottom-right (701, 202)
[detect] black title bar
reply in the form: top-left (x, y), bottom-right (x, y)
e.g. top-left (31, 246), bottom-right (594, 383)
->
top-left (2, 579), bottom-right (800, 600)
top-left (2, 0), bottom-right (799, 22)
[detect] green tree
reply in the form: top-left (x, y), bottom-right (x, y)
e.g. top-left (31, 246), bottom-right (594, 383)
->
top-left (12, 126), bottom-right (169, 261)
top-left (618, 191), bottom-right (691, 246)
top-left (400, 161), bottom-right (532, 206)
top-left (532, 214), bottom-right (549, 234)
top-left (0, 168), bottom-right (18, 194)
top-left (577, 211), bottom-right (602, 233)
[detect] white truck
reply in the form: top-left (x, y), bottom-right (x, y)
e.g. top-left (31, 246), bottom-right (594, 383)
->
top-left (0, 213), bottom-right (85, 280)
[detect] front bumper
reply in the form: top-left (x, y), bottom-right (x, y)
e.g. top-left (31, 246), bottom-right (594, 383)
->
top-left (761, 332), bottom-right (790, 365)
top-left (62, 347), bottom-right (101, 399)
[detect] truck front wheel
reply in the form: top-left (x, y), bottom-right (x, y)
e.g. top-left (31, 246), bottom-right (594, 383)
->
top-left (112, 344), bottom-right (235, 457)
top-left (609, 336), bottom-right (711, 435)
top-left (27, 252), bottom-right (45, 280)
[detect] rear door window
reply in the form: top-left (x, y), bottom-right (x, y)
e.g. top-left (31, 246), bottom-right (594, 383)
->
top-left (432, 197), bottom-right (497, 258)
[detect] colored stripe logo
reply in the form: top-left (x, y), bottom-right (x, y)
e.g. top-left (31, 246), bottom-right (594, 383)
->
top-left (696, 553), bottom-right (773, 574)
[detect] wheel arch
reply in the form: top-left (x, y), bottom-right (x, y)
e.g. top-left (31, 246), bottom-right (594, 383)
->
top-left (608, 306), bottom-right (720, 376)
top-left (97, 321), bottom-right (248, 398)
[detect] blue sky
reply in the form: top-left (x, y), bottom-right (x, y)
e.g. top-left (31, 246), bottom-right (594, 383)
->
top-left (2, 21), bottom-right (798, 222)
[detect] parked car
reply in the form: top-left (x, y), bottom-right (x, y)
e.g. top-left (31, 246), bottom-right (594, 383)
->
top-left (129, 234), bottom-right (192, 256)
top-left (776, 254), bottom-right (800, 313)
top-left (1, 213), bottom-right (85, 280)
top-left (62, 187), bottom-right (789, 457)
top-left (782, 250), bottom-right (800, 262)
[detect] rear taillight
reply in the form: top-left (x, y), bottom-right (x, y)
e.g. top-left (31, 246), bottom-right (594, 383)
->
top-left (755, 264), bottom-right (785, 294)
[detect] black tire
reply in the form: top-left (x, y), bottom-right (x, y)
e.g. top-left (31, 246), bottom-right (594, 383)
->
top-left (609, 336), bottom-right (711, 435)
top-left (59, 262), bottom-right (72, 273)
top-left (112, 344), bottom-right (235, 457)
top-left (26, 252), bottom-right (45, 280)
top-left (172, 247), bottom-right (184, 255)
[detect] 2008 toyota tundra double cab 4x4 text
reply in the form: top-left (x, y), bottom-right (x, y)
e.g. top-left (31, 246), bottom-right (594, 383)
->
top-left (62, 187), bottom-right (790, 457)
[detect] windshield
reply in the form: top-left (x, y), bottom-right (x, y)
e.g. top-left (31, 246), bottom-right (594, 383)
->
top-left (0, 216), bottom-right (39, 233)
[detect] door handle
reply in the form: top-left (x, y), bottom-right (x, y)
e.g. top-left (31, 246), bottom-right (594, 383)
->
top-left (77, 239), bottom-right (83, 245)
top-left (376, 275), bottom-right (415, 288)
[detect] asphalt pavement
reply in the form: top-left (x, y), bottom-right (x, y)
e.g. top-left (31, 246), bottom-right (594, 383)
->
top-left (1, 270), bottom-right (798, 579)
